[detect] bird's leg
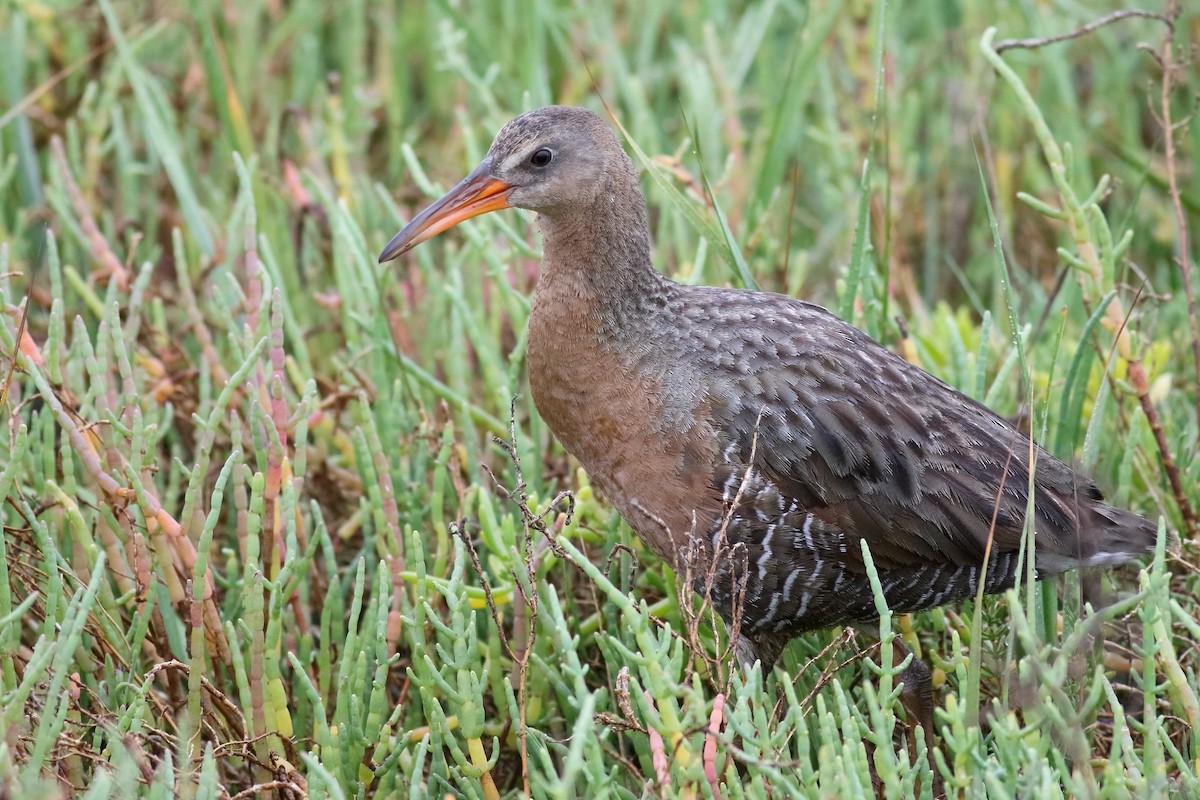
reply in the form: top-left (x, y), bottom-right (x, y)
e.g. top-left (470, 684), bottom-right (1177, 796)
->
top-left (734, 631), bottom-right (786, 676)
top-left (889, 636), bottom-right (945, 800)
top-left (890, 636), bottom-right (935, 748)
top-left (859, 623), bottom-right (935, 748)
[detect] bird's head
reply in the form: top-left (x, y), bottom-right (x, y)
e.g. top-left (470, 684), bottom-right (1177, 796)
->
top-left (378, 105), bottom-right (616, 263)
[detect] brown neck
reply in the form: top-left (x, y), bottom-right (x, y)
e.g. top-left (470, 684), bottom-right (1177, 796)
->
top-left (531, 172), bottom-right (669, 336)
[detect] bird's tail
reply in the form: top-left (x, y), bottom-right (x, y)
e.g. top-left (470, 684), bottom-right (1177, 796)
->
top-left (1037, 502), bottom-right (1162, 575)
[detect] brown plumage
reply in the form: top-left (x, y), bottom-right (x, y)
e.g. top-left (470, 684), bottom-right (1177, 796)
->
top-left (379, 105), bottom-right (1156, 714)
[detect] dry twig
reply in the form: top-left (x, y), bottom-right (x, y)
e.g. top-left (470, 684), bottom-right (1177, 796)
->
top-left (474, 399), bottom-right (575, 797)
top-left (993, 9), bottom-right (1171, 54)
top-left (1147, 1), bottom-right (1200, 438)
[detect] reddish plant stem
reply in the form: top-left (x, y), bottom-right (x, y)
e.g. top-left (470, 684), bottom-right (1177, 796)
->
top-left (49, 137), bottom-right (130, 290)
top-left (20, 331), bottom-right (231, 660)
top-left (1128, 359), bottom-right (1197, 539)
top-left (1156, 1), bottom-right (1200, 435)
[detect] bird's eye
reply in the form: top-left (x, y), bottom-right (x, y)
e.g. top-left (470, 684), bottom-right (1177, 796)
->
top-left (530, 148), bottom-right (553, 167)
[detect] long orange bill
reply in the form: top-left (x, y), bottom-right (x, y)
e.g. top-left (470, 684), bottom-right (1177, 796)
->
top-left (378, 162), bottom-right (514, 263)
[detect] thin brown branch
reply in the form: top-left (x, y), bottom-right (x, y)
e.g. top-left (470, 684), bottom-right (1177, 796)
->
top-left (771, 627), bottom-right (860, 722)
top-left (228, 780), bottom-right (306, 800)
top-left (1128, 359), bottom-right (1198, 539)
top-left (1154, 0), bottom-right (1200, 435)
top-left (480, 399), bottom-right (571, 798)
top-left (1, 275), bottom-right (32, 410)
top-left (993, 9), bottom-right (1171, 54)
top-left (453, 519), bottom-right (514, 658)
top-left (142, 660), bottom-right (250, 743)
top-left (0, 35), bottom-right (118, 131)
top-left (1101, 271), bottom-right (1195, 538)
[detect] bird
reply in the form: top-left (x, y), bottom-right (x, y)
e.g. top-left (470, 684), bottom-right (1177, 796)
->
top-left (378, 104), bottom-right (1158, 734)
